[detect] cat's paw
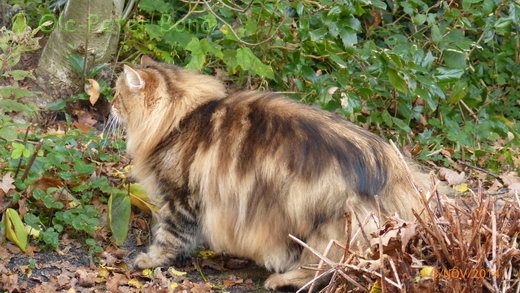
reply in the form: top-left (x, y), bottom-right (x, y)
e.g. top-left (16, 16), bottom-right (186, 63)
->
top-left (264, 273), bottom-right (297, 291)
top-left (264, 270), bottom-right (315, 291)
top-left (133, 252), bottom-right (159, 270)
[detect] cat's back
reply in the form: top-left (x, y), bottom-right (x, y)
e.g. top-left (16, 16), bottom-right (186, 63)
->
top-left (178, 90), bottom-right (400, 199)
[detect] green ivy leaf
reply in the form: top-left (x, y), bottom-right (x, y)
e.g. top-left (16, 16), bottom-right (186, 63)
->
top-left (340, 28), bottom-right (357, 47)
top-left (435, 68), bottom-right (464, 82)
top-left (163, 30), bottom-right (194, 48)
top-left (68, 54), bottom-right (84, 74)
top-left (2, 70), bottom-right (33, 81)
top-left (11, 142), bottom-right (27, 159)
top-left (200, 39), bottom-right (223, 59)
top-left (371, 0), bottom-right (387, 9)
top-left (185, 38), bottom-right (206, 70)
top-left (88, 63), bottom-right (108, 78)
top-left (310, 28), bottom-right (328, 41)
top-left (0, 86), bottom-right (35, 99)
top-left (74, 160), bottom-right (96, 175)
top-left (235, 47), bottom-right (274, 79)
top-left (139, 0), bottom-right (170, 13)
top-left (431, 25), bottom-right (442, 43)
top-left (392, 117), bottom-right (412, 133)
top-left (413, 14), bottom-right (427, 25)
top-left (0, 99), bottom-right (35, 113)
top-left (417, 88), bottom-right (437, 111)
top-left (443, 49), bottom-right (466, 69)
top-left (0, 126), bottom-right (17, 141)
top-left (448, 80), bottom-right (468, 104)
top-left (45, 99), bottom-right (66, 111)
top-left (388, 69), bottom-right (408, 94)
top-left (108, 191), bottom-right (131, 245)
top-left (41, 227), bottom-right (59, 249)
top-left (381, 110), bottom-right (393, 127)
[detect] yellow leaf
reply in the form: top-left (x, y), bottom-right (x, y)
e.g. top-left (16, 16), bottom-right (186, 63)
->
top-left (68, 201), bottom-right (79, 208)
top-left (128, 278), bottom-right (143, 288)
top-left (370, 279), bottom-right (381, 293)
top-left (420, 266), bottom-right (435, 277)
top-left (67, 288), bottom-right (76, 293)
top-left (199, 250), bottom-right (216, 257)
top-left (25, 225), bottom-right (40, 239)
top-left (5, 208), bottom-right (28, 252)
top-left (220, 24), bottom-right (229, 35)
top-left (142, 268), bottom-right (153, 278)
top-left (170, 282), bottom-right (179, 289)
top-left (111, 169), bottom-right (126, 179)
top-left (453, 183), bottom-right (468, 193)
top-left (128, 184), bottom-right (158, 214)
top-left (85, 79), bottom-right (101, 106)
top-left (98, 267), bottom-right (109, 278)
top-left (168, 267), bottom-right (187, 277)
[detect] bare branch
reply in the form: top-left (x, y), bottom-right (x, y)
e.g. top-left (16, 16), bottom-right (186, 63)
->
top-left (202, 0), bottom-right (286, 46)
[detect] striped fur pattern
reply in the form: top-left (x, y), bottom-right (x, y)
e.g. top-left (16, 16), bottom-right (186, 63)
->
top-left (112, 56), bottom-right (426, 290)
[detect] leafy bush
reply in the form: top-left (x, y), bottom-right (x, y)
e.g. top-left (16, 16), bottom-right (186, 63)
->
top-left (122, 0), bottom-right (519, 170)
top-left (1, 14), bottom-right (124, 253)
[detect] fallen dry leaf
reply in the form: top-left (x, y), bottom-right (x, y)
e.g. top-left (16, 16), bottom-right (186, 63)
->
top-left (508, 182), bottom-right (520, 194)
top-left (0, 272), bottom-right (18, 292)
top-left (223, 274), bottom-right (244, 288)
top-left (223, 279), bottom-right (236, 288)
top-left (438, 167), bottom-right (466, 185)
top-left (127, 278), bottom-right (143, 289)
top-left (31, 177), bottom-right (64, 191)
top-left (370, 226), bottom-right (399, 247)
top-left (57, 272), bottom-right (72, 288)
top-left (77, 111), bottom-right (97, 128)
top-left (400, 222), bottom-right (417, 252)
top-left (500, 172), bottom-right (520, 186)
top-left (106, 273), bottom-right (125, 293)
top-left (487, 179), bottom-right (503, 193)
top-left (85, 79), bottom-right (101, 106)
top-left (191, 282), bottom-right (212, 293)
top-left (0, 172), bottom-right (15, 193)
top-left (77, 268), bottom-right (96, 287)
top-left (72, 121), bottom-right (94, 134)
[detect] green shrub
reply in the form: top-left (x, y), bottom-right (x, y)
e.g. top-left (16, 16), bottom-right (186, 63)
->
top-left (122, 0), bottom-right (519, 170)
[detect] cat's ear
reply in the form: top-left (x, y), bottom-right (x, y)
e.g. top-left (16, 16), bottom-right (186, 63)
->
top-left (123, 65), bottom-right (145, 90)
top-left (141, 55), bottom-right (155, 66)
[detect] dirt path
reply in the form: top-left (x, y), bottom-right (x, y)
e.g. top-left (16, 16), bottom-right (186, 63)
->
top-left (2, 230), bottom-right (282, 292)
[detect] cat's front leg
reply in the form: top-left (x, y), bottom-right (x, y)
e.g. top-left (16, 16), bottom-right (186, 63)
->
top-left (133, 199), bottom-right (199, 269)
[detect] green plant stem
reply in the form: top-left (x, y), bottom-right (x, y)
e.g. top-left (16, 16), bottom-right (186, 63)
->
top-left (20, 139), bottom-right (44, 182)
top-left (14, 126), bottom-right (31, 179)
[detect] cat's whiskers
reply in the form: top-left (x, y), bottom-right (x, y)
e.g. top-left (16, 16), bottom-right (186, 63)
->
top-left (101, 115), bottom-right (115, 148)
top-left (106, 114), bottom-right (125, 158)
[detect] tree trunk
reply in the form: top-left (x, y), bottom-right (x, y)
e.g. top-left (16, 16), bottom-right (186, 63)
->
top-left (34, 0), bottom-right (125, 107)
top-left (0, 2), bottom-right (10, 28)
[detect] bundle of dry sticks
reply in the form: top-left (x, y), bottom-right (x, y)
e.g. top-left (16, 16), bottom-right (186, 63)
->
top-left (292, 179), bottom-right (520, 293)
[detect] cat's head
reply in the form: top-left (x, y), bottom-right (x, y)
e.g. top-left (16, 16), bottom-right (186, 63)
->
top-left (112, 55), bottom-right (226, 128)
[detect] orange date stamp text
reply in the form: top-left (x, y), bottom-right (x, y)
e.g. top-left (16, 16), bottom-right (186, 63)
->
top-left (433, 268), bottom-right (500, 279)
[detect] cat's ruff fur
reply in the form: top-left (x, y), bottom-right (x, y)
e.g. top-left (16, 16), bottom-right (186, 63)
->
top-left (112, 56), bottom-right (427, 290)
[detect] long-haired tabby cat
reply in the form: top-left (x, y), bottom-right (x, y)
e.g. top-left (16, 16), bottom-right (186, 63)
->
top-left (111, 56), bottom-right (428, 290)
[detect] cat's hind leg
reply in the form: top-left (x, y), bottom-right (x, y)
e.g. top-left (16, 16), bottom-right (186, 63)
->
top-left (133, 199), bottom-right (199, 269)
top-left (264, 269), bottom-right (318, 291)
